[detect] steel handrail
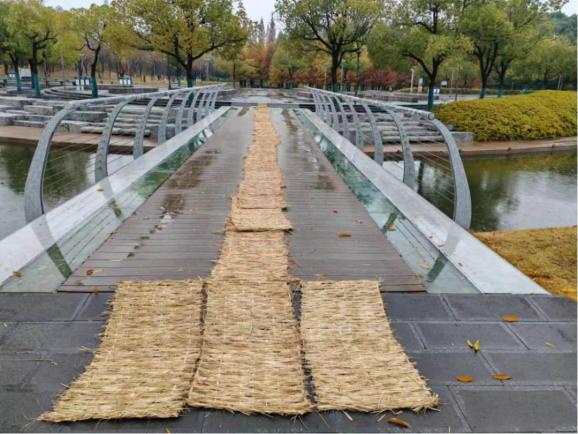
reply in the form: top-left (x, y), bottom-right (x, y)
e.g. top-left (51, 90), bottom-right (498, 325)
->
top-left (24, 84), bottom-right (224, 222)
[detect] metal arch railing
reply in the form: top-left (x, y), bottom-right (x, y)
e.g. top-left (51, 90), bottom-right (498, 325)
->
top-left (306, 87), bottom-right (472, 229)
top-left (24, 84), bottom-right (224, 222)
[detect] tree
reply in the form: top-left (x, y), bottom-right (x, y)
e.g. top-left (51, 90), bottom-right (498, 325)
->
top-left (514, 36), bottom-right (576, 88)
top-left (112, 0), bottom-right (250, 87)
top-left (0, 1), bottom-right (26, 92)
top-left (72, 4), bottom-right (112, 97)
top-left (270, 35), bottom-right (304, 88)
top-left (276, 0), bottom-right (384, 91)
top-left (368, 0), bottom-right (469, 109)
top-left (461, 1), bottom-right (513, 98)
top-left (549, 11), bottom-right (576, 42)
top-left (7, 0), bottom-right (59, 97)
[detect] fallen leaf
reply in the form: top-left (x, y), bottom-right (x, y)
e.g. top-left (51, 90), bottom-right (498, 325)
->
top-left (545, 341), bottom-right (556, 348)
top-left (96, 188), bottom-right (104, 192)
top-left (502, 315), bottom-right (519, 323)
top-left (493, 373), bottom-right (512, 381)
top-left (355, 219), bottom-right (363, 224)
top-left (417, 262), bottom-right (430, 270)
top-left (456, 375), bottom-right (475, 383)
top-left (467, 339), bottom-right (480, 353)
top-left (90, 287), bottom-right (100, 294)
top-left (458, 262), bottom-right (464, 267)
top-left (165, 429), bottom-right (171, 434)
top-left (387, 223), bottom-right (396, 231)
top-left (338, 231), bottom-right (351, 238)
top-left (85, 268), bottom-right (102, 276)
top-left (387, 417), bottom-right (411, 429)
top-left (12, 271), bottom-right (22, 278)
top-left (332, 209), bottom-right (338, 214)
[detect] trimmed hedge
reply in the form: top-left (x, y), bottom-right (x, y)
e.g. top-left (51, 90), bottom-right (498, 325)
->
top-left (435, 91), bottom-right (577, 141)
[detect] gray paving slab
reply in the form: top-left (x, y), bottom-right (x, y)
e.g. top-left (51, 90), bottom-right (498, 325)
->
top-left (382, 294), bottom-right (454, 321)
top-left (0, 390), bottom-right (60, 433)
top-left (326, 386), bottom-right (469, 433)
top-left (147, 410), bottom-right (204, 433)
top-left (451, 386), bottom-right (577, 432)
top-left (390, 322), bottom-right (424, 351)
top-left (0, 294), bottom-right (88, 322)
top-left (0, 359), bottom-right (41, 390)
top-left (508, 322), bottom-right (577, 351)
top-left (74, 294), bottom-right (112, 320)
top-left (0, 322), bottom-right (103, 353)
top-left (416, 322), bottom-right (525, 350)
top-left (28, 352), bottom-right (94, 393)
top-left (529, 295), bottom-right (577, 321)
top-left (200, 410), bottom-right (322, 433)
top-left (485, 352), bottom-right (577, 384)
top-left (445, 295), bottom-right (544, 321)
top-left (409, 352), bottom-right (493, 385)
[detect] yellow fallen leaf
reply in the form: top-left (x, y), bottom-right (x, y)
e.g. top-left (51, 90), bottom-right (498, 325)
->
top-left (387, 417), bottom-right (411, 429)
top-left (387, 223), bottom-right (396, 231)
top-left (338, 231), bottom-right (351, 238)
top-left (493, 373), bottom-right (512, 381)
top-left (545, 341), bottom-right (556, 348)
top-left (417, 262), bottom-right (430, 270)
top-left (96, 187), bottom-right (104, 192)
top-left (467, 339), bottom-right (480, 353)
top-left (502, 315), bottom-right (519, 322)
top-left (165, 429), bottom-right (171, 434)
top-left (12, 271), bottom-right (22, 278)
top-left (85, 268), bottom-right (103, 276)
top-left (456, 375), bottom-right (475, 383)
top-left (90, 287), bottom-right (100, 294)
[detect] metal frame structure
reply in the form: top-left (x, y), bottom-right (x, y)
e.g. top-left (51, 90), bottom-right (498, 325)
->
top-left (24, 84), bottom-right (224, 222)
top-left (306, 87), bottom-right (471, 228)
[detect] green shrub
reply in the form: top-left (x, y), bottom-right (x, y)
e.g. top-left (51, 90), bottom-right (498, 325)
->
top-left (435, 91), bottom-right (577, 141)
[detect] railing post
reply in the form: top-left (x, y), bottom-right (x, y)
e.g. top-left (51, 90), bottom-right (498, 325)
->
top-left (196, 91), bottom-right (210, 122)
top-left (134, 96), bottom-right (160, 159)
top-left (176, 89), bottom-right (196, 134)
top-left (158, 93), bottom-right (179, 144)
top-left (334, 96), bottom-right (350, 139)
top-left (383, 107), bottom-right (417, 189)
top-left (431, 119), bottom-right (472, 228)
top-left (95, 100), bottom-right (132, 182)
top-left (361, 103), bottom-right (384, 165)
top-left (345, 98), bottom-right (363, 149)
top-left (187, 91), bottom-right (203, 127)
top-left (24, 106), bottom-right (75, 222)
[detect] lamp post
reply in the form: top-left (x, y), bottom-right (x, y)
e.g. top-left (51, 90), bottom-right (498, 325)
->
top-left (355, 46), bottom-right (362, 96)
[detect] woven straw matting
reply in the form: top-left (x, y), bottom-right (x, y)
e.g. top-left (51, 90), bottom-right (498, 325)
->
top-left (300, 280), bottom-right (439, 412)
top-left (41, 280), bottom-right (203, 422)
top-left (187, 279), bottom-right (311, 414)
top-left (187, 105), bottom-right (311, 414)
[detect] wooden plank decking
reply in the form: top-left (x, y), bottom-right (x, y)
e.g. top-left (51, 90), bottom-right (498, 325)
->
top-left (59, 107), bottom-right (422, 292)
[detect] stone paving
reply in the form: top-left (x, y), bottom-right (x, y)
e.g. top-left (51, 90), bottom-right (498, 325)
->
top-left (0, 292), bottom-right (575, 433)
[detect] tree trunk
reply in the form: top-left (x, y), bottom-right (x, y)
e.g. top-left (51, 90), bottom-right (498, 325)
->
top-left (185, 56), bottom-right (194, 88)
top-left (29, 46), bottom-right (41, 98)
top-left (480, 76), bottom-right (487, 99)
top-left (10, 56), bottom-right (22, 93)
top-left (90, 46), bottom-right (101, 98)
top-left (331, 53), bottom-right (340, 92)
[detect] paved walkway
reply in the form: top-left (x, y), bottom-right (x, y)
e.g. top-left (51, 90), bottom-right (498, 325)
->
top-left (0, 292), bottom-right (575, 432)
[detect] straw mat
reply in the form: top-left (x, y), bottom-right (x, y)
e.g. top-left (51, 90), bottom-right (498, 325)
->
top-left (300, 280), bottom-right (439, 412)
top-left (41, 280), bottom-right (203, 422)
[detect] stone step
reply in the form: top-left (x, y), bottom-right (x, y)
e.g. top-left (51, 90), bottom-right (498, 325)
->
top-left (0, 113), bottom-right (24, 126)
top-left (13, 119), bottom-right (46, 128)
top-left (23, 105), bottom-right (58, 115)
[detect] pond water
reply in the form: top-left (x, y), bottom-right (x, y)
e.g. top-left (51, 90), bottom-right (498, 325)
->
top-left (0, 142), bottom-right (132, 239)
top-left (418, 151), bottom-right (577, 232)
top-left (0, 141), bottom-right (576, 239)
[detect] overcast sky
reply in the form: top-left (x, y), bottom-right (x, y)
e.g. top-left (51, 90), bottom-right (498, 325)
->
top-left (45, 0), bottom-right (576, 22)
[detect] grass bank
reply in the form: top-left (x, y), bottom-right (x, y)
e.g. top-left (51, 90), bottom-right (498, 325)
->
top-left (475, 226), bottom-right (577, 301)
top-left (435, 91), bottom-right (577, 141)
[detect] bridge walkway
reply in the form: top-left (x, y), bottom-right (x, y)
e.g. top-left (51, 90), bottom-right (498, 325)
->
top-left (59, 107), bottom-right (421, 293)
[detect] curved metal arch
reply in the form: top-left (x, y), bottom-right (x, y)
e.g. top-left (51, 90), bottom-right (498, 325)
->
top-left (431, 119), bottom-right (472, 228)
top-left (24, 105), bottom-right (77, 221)
top-left (381, 106), bottom-right (417, 189)
top-left (186, 91), bottom-right (203, 127)
top-left (345, 97), bottom-right (363, 149)
top-left (95, 100), bottom-right (132, 182)
top-left (175, 89), bottom-right (196, 134)
top-left (311, 91), bottom-right (325, 121)
top-left (361, 102), bottom-right (384, 165)
top-left (133, 96), bottom-right (161, 159)
top-left (316, 92), bottom-right (329, 123)
top-left (208, 89), bottom-right (219, 115)
top-left (158, 93), bottom-right (180, 144)
top-left (196, 91), bottom-right (210, 121)
top-left (325, 94), bottom-right (339, 130)
top-left (333, 97), bottom-right (350, 138)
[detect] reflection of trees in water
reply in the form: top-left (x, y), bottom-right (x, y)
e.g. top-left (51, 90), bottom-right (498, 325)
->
top-left (416, 160), bottom-right (455, 219)
top-left (416, 152), bottom-right (577, 232)
top-left (42, 149), bottom-right (92, 209)
top-left (0, 144), bottom-right (35, 193)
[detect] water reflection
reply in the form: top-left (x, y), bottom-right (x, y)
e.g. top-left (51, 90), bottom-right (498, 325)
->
top-left (418, 151), bottom-right (577, 231)
top-left (0, 143), bottom-right (132, 239)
